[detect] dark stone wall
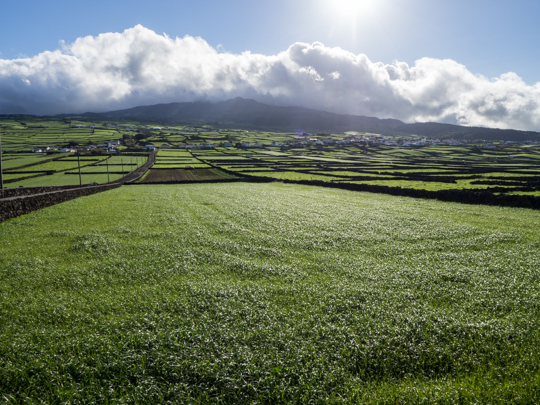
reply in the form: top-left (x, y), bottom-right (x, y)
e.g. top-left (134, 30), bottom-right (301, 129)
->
top-left (215, 167), bottom-right (540, 210)
top-left (0, 183), bottom-right (121, 223)
top-left (0, 185), bottom-right (85, 199)
top-left (280, 179), bottom-right (540, 210)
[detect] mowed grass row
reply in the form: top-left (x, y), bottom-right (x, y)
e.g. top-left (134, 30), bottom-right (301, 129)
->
top-left (1, 183), bottom-right (540, 403)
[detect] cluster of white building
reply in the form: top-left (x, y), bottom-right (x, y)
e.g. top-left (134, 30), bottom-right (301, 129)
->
top-left (31, 140), bottom-right (122, 153)
top-left (144, 141), bottom-right (229, 150)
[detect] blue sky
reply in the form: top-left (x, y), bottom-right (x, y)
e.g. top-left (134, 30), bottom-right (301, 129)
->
top-left (2, 0), bottom-right (539, 83)
top-left (1, 0), bottom-right (540, 129)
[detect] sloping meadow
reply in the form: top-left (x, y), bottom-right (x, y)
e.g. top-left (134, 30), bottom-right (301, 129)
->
top-left (0, 183), bottom-right (539, 403)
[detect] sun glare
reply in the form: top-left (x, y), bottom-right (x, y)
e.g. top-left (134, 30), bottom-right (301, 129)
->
top-left (333, 0), bottom-right (377, 15)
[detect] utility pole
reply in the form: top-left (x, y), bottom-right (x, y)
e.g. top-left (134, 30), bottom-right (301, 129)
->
top-left (77, 147), bottom-right (82, 187)
top-left (106, 156), bottom-right (110, 184)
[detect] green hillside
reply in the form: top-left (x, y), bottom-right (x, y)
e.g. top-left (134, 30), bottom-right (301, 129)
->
top-left (1, 183), bottom-right (539, 403)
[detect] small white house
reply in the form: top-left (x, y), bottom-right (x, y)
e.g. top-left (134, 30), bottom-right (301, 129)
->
top-left (144, 145), bottom-right (155, 151)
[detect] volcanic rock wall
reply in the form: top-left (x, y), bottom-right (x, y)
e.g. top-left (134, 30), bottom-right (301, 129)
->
top-left (0, 183), bottom-right (121, 223)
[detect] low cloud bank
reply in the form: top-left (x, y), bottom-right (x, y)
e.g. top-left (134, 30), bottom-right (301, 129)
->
top-left (1, 25), bottom-right (540, 130)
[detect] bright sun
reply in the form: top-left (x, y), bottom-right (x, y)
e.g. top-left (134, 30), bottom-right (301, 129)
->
top-left (333, 0), bottom-right (377, 15)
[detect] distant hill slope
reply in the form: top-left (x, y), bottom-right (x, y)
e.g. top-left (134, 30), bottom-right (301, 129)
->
top-left (76, 97), bottom-right (540, 141)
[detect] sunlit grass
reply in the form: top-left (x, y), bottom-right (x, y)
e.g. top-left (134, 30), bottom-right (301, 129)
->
top-left (1, 183), bottom-right (539, 403)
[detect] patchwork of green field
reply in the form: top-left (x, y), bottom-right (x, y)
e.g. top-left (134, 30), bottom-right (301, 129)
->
top-left (246, 171), bottom-right (341, 182)
top-left (69, 165), bottom-right (129, 174)
top-left (345, 179), bottom-right (500, 191)
top-left (3, 117), bottom-right (540, 193)
top-left (313, 170), bottom-right (390, 177)
top-left (95, 155), bottom-right (146, 166)
top-left (2, 153), bottom-right (147, 187)
top-left (155, 159), bottom-right (202, 164)
top-left (0, 118), bottom-right (129, 152)
top-left (156, 150), bottom-right (193, 157)
top-left (236, 167), bottom-right (277, 172)
top-left (140, 168), bottom-right (236, 182)
top-left (2, 172), bottom-right (42, 182)
top-left (181, 141), bottom-right (540, 194)
top-left (152, 163), bottom-right (211, 169)
top-left (199, 156), bottom-right (251, 161)
top-left (1, 183), bottom-right (539, 402)
top-left (12, 160), bottom-right (100, 173)
top-left (1, 155), bottom-right (56, 170)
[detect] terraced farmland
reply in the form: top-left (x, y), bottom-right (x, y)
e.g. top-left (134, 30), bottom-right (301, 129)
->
top-left (1, 183), bottom-right (539, 403)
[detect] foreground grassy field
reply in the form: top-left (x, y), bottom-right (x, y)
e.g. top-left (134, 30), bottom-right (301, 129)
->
top-left (1, 183), bottom-right (539, 403)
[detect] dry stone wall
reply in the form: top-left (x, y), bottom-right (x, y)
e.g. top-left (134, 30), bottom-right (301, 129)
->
top-left (0, 185), bottom-right (84, 199)
top-left (0, 183), bottom-right (120, 223)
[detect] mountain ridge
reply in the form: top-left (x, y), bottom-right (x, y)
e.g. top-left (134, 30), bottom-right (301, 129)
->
top-left (69, 97), bottom-right (540, 141)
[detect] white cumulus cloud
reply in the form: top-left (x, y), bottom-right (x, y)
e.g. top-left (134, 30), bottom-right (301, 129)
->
top-left (1, 24), bottom-right (540, 130)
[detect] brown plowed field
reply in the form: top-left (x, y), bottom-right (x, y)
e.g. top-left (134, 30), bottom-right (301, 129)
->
top-left (141, 169), bottom-right (233, 183)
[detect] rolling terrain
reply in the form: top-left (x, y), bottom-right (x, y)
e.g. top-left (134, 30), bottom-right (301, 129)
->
top-left (1, 183), bottom-right (539, 403)
top-left (77, 97), bottom-right (540, 141)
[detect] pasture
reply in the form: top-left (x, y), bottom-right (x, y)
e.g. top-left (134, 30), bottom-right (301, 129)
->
top-left (0, 183), bottom-right (539, 403)
top-left (4, 117), bottom-right (540, 196)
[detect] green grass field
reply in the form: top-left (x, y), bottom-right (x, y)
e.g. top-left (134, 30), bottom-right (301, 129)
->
top-left (1, 183), bottom-right (539, 403)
